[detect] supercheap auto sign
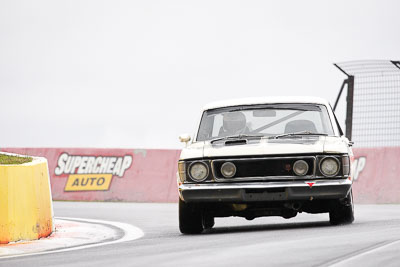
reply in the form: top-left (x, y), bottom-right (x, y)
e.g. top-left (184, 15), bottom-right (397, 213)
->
top-left (55, 153), bottom-right (133, 191)
top-left (0, 147), bottom-right (181, 202)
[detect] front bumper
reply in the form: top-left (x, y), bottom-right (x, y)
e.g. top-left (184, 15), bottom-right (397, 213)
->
top-left (179, 179), bottom-right (352, 203)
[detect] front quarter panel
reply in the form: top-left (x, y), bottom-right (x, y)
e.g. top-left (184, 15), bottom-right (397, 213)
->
top-left (323, 136), bottom-right (350, 154)
top-left (180, 141), bottom-right (205, 160)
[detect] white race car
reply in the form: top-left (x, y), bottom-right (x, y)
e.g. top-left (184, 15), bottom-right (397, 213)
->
top-left (177, 97), bottom-right (354, 234)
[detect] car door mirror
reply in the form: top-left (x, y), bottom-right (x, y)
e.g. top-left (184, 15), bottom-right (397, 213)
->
top-left (179, 134), bottom-right (192, 145)
top-left (342, 136), bottom-right (354, 146)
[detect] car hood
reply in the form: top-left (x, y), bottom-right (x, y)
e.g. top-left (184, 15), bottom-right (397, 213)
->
top-left (180, 136), bottom-right (349, 160)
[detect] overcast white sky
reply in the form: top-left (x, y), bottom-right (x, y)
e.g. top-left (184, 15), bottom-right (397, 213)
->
top-left (1, 0), bottom-right (399, 149)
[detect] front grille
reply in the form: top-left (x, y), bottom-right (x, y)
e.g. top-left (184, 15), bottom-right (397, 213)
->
top-left (212, 156), bottom-right (315, 180)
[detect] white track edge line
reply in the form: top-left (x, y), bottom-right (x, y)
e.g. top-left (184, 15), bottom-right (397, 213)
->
top-left (0, 217), bottom-right (144, 260)
top-left (329, 239), bottom-right (400, 266)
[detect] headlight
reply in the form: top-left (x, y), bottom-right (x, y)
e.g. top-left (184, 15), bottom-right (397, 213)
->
top-left (320, 157), bottom-right (340, 177)
top-left (189, 162), bottom-right (209, 182)
top-left (221, 162), bottom-right (236, 178)
top-left (293, 160), bottom-right (309, 176)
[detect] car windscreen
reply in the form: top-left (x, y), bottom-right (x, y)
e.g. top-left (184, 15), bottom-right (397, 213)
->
top-left (196, 104), bottom-right (334, 141)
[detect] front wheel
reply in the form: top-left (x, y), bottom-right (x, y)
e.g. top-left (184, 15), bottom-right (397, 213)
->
top-left (202, 215), bottom-right (215, 230)
top-left (179, 198), bottom-right (204, 234)
top-left (329, 189), bottom-right (355, 225)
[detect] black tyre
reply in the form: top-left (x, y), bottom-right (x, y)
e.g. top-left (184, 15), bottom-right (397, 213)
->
top-left (329, 189), bottom-right (355, 225)
top-left (179, 198), bottom-right (203, 234)
top-left (202, 216), bottom-right (215, 230)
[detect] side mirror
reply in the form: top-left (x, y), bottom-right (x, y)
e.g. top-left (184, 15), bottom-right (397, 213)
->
top-left (342, 136), bottom-right (354, 147)
top-left (179, 134), bottom-right (191, 145)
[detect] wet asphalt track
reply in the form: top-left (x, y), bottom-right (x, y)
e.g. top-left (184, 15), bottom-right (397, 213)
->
top-left (2, 202), bottom-right (400, 267)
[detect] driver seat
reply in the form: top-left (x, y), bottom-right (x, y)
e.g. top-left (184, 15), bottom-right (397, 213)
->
top-left (284, 120), bottom-right (317, 133)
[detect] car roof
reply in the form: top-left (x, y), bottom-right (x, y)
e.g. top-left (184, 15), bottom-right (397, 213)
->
top-left (202, 96), bottom-right (331, 110)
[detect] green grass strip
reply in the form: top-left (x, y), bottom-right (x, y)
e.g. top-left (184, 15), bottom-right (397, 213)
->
top-left (0, 154), bottom-right (33, 165)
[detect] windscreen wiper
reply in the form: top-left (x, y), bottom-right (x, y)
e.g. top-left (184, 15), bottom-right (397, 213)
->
top-left (210, 134), bottom-right (264, 144)
top-left (270, 131), bottom-right (328, 139)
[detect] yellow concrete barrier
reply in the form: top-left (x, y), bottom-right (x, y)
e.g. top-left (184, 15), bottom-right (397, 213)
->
top-left (0, 154), bottom-right (54, 244)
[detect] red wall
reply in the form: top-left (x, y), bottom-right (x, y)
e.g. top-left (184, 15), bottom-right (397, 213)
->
top-left (352, 147), bottom-right (400, 204)
top-left (1, 147), bottom-right (399, 203)
top-left (1, 148), bottom-right (181, 202)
